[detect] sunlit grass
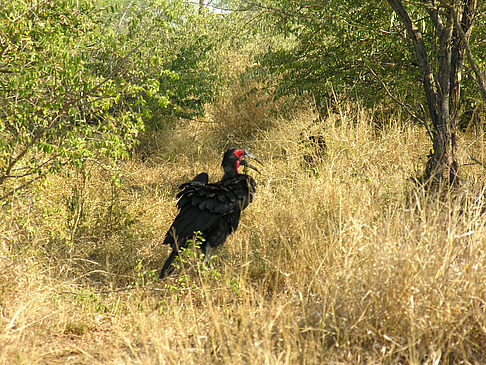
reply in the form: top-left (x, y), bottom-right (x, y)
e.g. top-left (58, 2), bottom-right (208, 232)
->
top-left (1, 103), bottom-right (486, 363)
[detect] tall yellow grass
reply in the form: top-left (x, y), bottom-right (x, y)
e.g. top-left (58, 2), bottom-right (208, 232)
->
top-left (1, 103), bottom-right (485, 364)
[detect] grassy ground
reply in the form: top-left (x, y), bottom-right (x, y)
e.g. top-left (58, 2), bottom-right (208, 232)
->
top-left (1, 102), bottom-right (486, 364)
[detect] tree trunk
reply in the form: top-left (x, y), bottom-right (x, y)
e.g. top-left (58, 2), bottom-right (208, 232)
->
top-left (426, 7), bottom-right (457, 187)
top-left (386, 0), bottom-right (477, 190)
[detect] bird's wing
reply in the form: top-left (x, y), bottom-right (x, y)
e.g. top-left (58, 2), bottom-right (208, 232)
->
top-left (163, 173), bottom-right (214, 246)
top-left (215, 175), bottom-right (256, 213)
top-left (163, 174), bottom-right (256, 247)
top-left (187, 172), bottom-right (209, 184)
top-left (178, 174), bottom-right (255, 214)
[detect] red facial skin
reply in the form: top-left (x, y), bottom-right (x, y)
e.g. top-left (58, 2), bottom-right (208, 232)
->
top-left (233, 149), bottom-right (245, 173)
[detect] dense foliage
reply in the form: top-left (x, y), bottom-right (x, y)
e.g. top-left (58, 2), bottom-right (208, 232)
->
top-left (0, 1), bottom-right (142, 198)
top-left (243, 0), bottom-right (485, 125)
top-left (100, 0), bottom-right (226, 123)
top-left (0, 0), bottom-right (226, 199)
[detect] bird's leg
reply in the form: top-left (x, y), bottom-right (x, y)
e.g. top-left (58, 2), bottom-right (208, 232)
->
top-left (202, 244), bottom-right (213, 269)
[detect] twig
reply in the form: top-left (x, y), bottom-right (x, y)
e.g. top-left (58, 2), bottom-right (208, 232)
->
top-left (448, 4), bottom-right (486, 103)
top-left (61, 285), bottom-right (166, 295)
top-left (0, 9), bottom-right (165, 198)
top-left (469, 155), bottom-right (486, 171)
top-left (2, 155), bottom-right (60, 179)
top-left (365, 64), bottom-right (434, 140)
top-left (0, 175), bottom-right (44, 202)
top-left (184, 0), bottom-right (252, 12)
top-left (88, 24), bottom-right (159, 97)
top-left (0, 159), bottom-right (66, 201)
top-left (0, 114), bottom-right (58, 186)
top-left (0, 0), bottom-right (50, 30)
top-left (61, 287), bottom-right (135, 295)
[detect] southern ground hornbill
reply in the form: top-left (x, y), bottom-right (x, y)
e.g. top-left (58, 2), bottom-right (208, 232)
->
top-left (159, 148), bottom-right (262, 279)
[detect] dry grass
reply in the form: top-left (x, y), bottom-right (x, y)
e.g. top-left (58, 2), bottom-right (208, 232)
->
top-left (1, 103), bottom-right (486, 364)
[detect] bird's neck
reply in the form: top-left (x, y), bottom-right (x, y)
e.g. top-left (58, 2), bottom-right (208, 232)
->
top-left (222, 165), bottom-right (239, 179)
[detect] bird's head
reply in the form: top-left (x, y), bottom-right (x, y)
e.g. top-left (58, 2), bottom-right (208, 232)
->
top-left (222, 148), bottom-right (263, 177)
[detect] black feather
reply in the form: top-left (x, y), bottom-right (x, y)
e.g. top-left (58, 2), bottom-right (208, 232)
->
top-left (159, 149), bottom-right (259, 279)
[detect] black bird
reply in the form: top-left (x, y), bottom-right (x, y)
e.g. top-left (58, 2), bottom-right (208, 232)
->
top-left (159, 148), bottom-right (262, 279)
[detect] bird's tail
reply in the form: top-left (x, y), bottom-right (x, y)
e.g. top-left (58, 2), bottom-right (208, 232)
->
top-left (159, 250), bottom-right (179, 279)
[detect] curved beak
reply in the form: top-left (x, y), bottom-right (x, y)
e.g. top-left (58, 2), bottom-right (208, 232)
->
top-left (241, 149), bottom-right (264, 174)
